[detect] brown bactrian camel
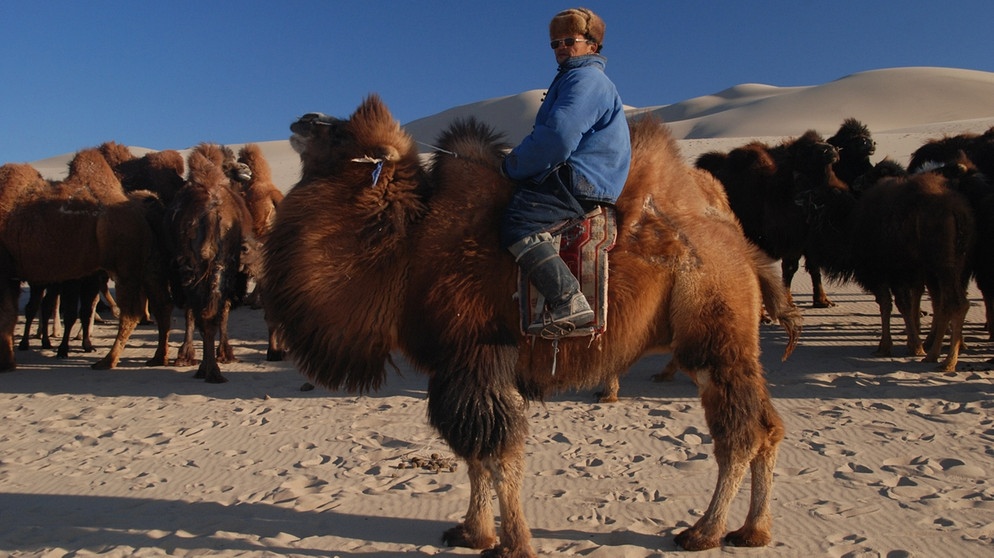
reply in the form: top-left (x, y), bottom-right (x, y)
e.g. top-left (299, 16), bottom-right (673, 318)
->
top-left (235, 143), bottom-right (285, 361)
top-left (263, 96), bottom-right (793, 554)
top-left (164, 149), bottom-right (255, 383)
top-left (171, 143), bottom-right (252, 368)
top-left (0, 148), bottom-right (173, 371)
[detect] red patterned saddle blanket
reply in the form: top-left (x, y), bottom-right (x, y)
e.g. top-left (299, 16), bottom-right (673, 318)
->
top-left (517, 205), bottom-right (618, 338)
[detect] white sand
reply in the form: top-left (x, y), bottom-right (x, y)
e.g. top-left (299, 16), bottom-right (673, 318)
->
top-left (6, 66), bottom-right (994, 557)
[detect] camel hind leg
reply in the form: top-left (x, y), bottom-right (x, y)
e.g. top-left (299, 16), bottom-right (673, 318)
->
top-left (675, 366), bottom-right (783, 550)
top-left (725, 397), bottom-right (783, 546)
top-left (91, 281), bottom-right (143, 370)
top-left (924, 281), bottom-right (969, 372)
top-left (0, 279), bottom-right (20, 371)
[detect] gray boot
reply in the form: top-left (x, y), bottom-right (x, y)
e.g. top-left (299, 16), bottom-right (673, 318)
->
top-left (511, 234), bottom-right (594, 339)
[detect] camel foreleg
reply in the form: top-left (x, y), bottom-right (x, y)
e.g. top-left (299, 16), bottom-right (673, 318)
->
top-left (427, 349), bottom-right (533, 557)
top-left (195, 317), bottom-right (227, 383)
top-left (173, 308), bottom-right (198, 367)
top-left (215, 300), bottom-right (236, 364)
top-left (484, 443), bottom-right (534, 558)
top-left (442, 458), bottom-right (497, 550)
top-left (18, 284), bottom-right (44, 351)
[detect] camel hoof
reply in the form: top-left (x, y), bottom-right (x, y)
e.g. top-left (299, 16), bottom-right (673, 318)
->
top-left (594, 391), bottom-right (618, 403)
top-left (173, 357), bottom-right (198, 367)
top-left (145, 356), bottom-right (168, 367)
top-left (725, 526), bottom-right (772, 547)
top-left (17, 341), bottom-right (28, 351)
top-left (674, 527), bottom-right (722, 551)
top-left (441, 523), bottom-right (496, 550)
top-left (812, 299), bottom-right (835, 308)
top-left (266, 349), bottom-right (286, 362)
top-left (91, 358), bottom-right (115, 370)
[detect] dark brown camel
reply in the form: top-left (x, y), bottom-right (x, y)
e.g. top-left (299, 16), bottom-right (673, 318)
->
top-left (0, 148), bottom-right (173, 371)
top-left (796, 159), bottom-right (974, 371)
top-left (909, 131), bottom-right (994, 339)
top-left (170, 143), bottom-right (253, 369)
top-left (263, 96), bottom-right (791, 554)
top-left (164, 149), bottom-right (255, 383)
top-left (697, 130), bottom-right (843, 308)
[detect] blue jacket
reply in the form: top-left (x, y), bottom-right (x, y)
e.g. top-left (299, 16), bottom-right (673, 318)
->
top-left (503, 54), bottom-right (631, 204)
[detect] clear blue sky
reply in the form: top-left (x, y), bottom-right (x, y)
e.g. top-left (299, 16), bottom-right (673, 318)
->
top-left (3, 1), bottom-right (993, 163)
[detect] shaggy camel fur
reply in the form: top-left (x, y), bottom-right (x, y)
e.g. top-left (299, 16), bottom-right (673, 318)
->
top-left (235, 143), bottom-right (285, 361)
top-left (164, 149), bottom-right (255, 383)
top-left (263, 96), bottom-right (791, 554)
top-left (171, 143), bottom-right (253, 369)
top-left (0, 148), bottom-right (173, 371)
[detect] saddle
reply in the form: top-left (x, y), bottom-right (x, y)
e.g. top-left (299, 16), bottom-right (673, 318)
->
top-left (518, 205), bottom-right (618, 338)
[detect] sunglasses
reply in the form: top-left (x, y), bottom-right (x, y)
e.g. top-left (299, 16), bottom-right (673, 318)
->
top-left (550, 37), bottom-right (589, 49)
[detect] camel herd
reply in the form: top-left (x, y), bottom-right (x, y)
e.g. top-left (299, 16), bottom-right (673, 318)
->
top-left (0, 140), bottom-right (283, 381)
top-left (3, 101), bottom-right (994, 555)
top-left (693, 119), bottom-right (993, 374)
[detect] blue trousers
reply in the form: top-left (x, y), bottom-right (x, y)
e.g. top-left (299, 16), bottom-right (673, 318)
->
top-left (500, 165), bottom-right (595, 249)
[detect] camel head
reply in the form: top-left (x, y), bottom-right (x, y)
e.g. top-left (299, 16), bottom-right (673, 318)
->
top-left (787, 130), bottom-right (840, 176)
top-left (190, 143), bottom-right (252, 186)
top-left (225, 160), bottom-right (253, 185)
top-left (236, 144), bottom-right (273, 184)
top-left (289, 95), bottom-right (417, 184)
top-left (828, 118), bottom-right (876, 158)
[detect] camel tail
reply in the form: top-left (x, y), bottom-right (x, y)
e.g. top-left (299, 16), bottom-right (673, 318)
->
top-left (754, 249), bottom-right (803, 361)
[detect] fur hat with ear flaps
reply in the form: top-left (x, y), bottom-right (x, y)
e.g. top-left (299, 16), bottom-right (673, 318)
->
top-left (549, 8), bottom-right (605, 52)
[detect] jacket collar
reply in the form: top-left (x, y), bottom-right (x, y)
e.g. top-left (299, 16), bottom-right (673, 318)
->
top-left (558, 54), bottom-right (606, 72)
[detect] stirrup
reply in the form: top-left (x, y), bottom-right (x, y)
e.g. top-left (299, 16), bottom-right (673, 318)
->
top-left (527, 314), bottom-right (579, 339)
top-left (526, 295), bottom-right (594, 339)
